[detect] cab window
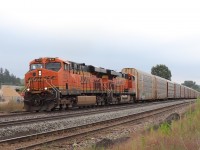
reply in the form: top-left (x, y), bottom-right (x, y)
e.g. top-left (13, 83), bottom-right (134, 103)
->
top-left (45, 62), bottom-right (61, 71)
top-left (30, 64), bottom-right (43, 70)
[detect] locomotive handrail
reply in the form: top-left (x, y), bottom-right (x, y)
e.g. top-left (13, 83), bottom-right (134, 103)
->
top-left (24, 77), bottom-right (60, 100)
top-left (21, 79), bottom-right (31, 95)
top-left (43, 78), bottom-right (60, 100)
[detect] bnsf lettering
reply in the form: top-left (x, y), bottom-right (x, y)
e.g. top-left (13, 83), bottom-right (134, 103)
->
top-left (81, 76), bottom-right (90, 84)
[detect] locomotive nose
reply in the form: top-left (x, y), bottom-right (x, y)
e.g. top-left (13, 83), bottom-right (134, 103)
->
top-left (32, 72), bottom-right (36, 77)
top-left (26, 70), bottom-right (41, 79)
top-left (31, 69), bottom-right (43, 77)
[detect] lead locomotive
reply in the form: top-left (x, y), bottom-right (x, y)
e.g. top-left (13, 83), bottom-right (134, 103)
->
top-left (24, 57), bottom-right (135, 111)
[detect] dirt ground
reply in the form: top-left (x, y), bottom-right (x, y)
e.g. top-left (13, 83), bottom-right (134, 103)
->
top-left (0, 86), bottom-right (23, 103)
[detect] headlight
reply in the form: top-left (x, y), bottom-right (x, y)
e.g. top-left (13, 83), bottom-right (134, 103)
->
top-left (44, 87), bottom-right (48, 90)
top-left (38, 70), bottom-right (42, 76)
top-left (27, 88), bottom-right (30, 91)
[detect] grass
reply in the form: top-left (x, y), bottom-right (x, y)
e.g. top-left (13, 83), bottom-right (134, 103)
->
top-left (108, 99), bottom-right (200, 150)
top-left (0, 100), bottom-right (24, 112)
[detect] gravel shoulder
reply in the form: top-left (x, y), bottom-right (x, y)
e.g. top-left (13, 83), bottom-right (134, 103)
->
top-left (0, 100), bottom-right (193, 140)
top-left (52, 101), bottom-right (192, 150)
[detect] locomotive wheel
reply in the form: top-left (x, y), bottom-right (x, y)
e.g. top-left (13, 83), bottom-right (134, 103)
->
top-left (26, 103), bottom-right (56, 112)
top-left (33, 99), bottom-right (43, 106)
top-left (24, 103), bottom-right (42, 112)
top-left (59, 104), bottom-right (63, 110)
top-left (24, 90), bottom-right (58, 112)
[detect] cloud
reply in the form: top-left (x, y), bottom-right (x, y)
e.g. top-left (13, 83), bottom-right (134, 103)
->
top-left (0, 0), bottom-right (200, 84)
top-left (1, 0), bottom-right (200, 39)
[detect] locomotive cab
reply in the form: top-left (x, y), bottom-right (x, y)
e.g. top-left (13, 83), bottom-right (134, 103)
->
top-left (24, 58), bottom-right (62, 111)
top-left (30, 58), bottom-right (61, 72)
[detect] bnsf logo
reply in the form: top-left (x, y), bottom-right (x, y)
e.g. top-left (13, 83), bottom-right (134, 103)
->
top-left (81, 76), bottom-right (90, 83)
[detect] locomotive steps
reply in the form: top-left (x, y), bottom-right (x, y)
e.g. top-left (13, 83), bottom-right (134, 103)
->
top-left (0, 99), bottom-right (195, 150)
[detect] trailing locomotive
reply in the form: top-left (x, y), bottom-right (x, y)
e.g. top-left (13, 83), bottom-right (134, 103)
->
top-left (24, 57), bottom-right (200, 111)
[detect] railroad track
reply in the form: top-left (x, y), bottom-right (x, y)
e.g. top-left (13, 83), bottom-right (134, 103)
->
top-left (0, 104), bottom-right (136, 127)
top-left (0, 103), bottom-right (140, 119)
top-left (0, 111), bottom-right (30, 118)
top-left (0, 99), bottom-right (184, 127)
top-left (0, 99), bottom-right (181, 119)
top-left (0, 100), bottom-right (194, 150)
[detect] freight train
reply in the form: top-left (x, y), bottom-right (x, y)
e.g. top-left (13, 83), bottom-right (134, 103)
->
top-left (24, 57), bottom-right (200, 111)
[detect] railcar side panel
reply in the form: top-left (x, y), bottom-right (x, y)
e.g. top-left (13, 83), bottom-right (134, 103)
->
top-left (122, 68), bottom-right (156, 100)
top-left (138, 72), bottom-right (155, 100)
top-left (185, 87), bottom-right (189, 98)
top-left (180, 85), bottom-right (185, 98)
top-left (191, 89), bottom-right (195, 98)
top-left (188, 89), bottom-right (191, 98)
top-left (175, 83), bottom-right (181, 98)
top-left (155, 76), bottom-right (167, 99)
top-left (167, 81), bottom-right (175, 99)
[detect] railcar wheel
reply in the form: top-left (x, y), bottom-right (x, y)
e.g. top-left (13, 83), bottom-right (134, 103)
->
top-left (59, 104), bottom-right (63, 110)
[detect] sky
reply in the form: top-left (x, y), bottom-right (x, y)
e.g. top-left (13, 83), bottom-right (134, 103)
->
top-left (0, 0), bottom-right (200, 84)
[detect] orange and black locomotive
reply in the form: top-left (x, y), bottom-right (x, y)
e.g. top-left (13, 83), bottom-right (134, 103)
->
top-left (24, 57), bottom-right (136, 111)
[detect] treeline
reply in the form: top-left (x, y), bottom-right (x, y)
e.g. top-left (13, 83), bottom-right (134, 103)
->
top-left (182, 81), bottom-right (200, 92)
top-left (151, 64), bottom-right (200, 92)
top-left (0, 68), bottom-right (22, 86)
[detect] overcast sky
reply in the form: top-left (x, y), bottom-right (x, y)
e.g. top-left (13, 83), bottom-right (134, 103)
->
top-left (0, 0), bottom-right (200, 84)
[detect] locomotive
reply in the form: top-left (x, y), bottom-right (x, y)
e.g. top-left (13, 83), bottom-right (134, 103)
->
top-left (24, 57), bottom-right (135, 111)
top-left (24, 57), bottom-right (199, 112)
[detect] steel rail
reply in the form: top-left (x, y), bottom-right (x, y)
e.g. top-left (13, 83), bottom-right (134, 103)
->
top-left (0, 99), bottom-right (186, 127)
top-left (0, 99), bottom-right (183, 119)
top-left (0, 101), bottom-right (165, 127)
top-left (0, 100), bottom-right (194, 150)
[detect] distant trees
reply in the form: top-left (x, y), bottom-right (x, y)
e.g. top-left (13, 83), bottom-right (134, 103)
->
top-left (0, 67), bottom-right (21, 86)
top-left (151, 64), bottom-right (172, 80)
top-left (182, 81), bottom-right (200, 91)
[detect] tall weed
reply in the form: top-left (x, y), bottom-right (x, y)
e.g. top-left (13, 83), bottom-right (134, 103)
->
top-left (111, 99), bottom-right (200, 150)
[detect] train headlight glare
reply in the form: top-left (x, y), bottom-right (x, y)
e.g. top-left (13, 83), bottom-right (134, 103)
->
top-left (27, 88), bottom-right (30, 91)
top-left (44, 87), bottom-right (48, 90)
top-left (39, 70), bottom-right (42, 76)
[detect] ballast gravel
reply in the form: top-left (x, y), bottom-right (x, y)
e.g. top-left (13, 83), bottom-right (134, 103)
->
top-left (0, 100), bottom-right (184, 122)
top-left (0, 100), bottom-right (193, 140)
top-left (0, 104), bottom-right (140, 122)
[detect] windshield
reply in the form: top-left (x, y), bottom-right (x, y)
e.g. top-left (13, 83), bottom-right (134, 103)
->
top-left (45, 62), bottom-right (61, 71)
top-left (30, 64), bottom-right (43, 70)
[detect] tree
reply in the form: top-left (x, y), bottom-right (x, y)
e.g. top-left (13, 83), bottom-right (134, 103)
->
top-left (182, 81), bottom-right (200, 91)
top-left (0, 68), bottom-right (3, 84)
top-left (0, 67), bottom-right (22, 85)
top-left (151, 64), bottom-right (172, 80)
top-left (4, 69), bottom-right (10, 83)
